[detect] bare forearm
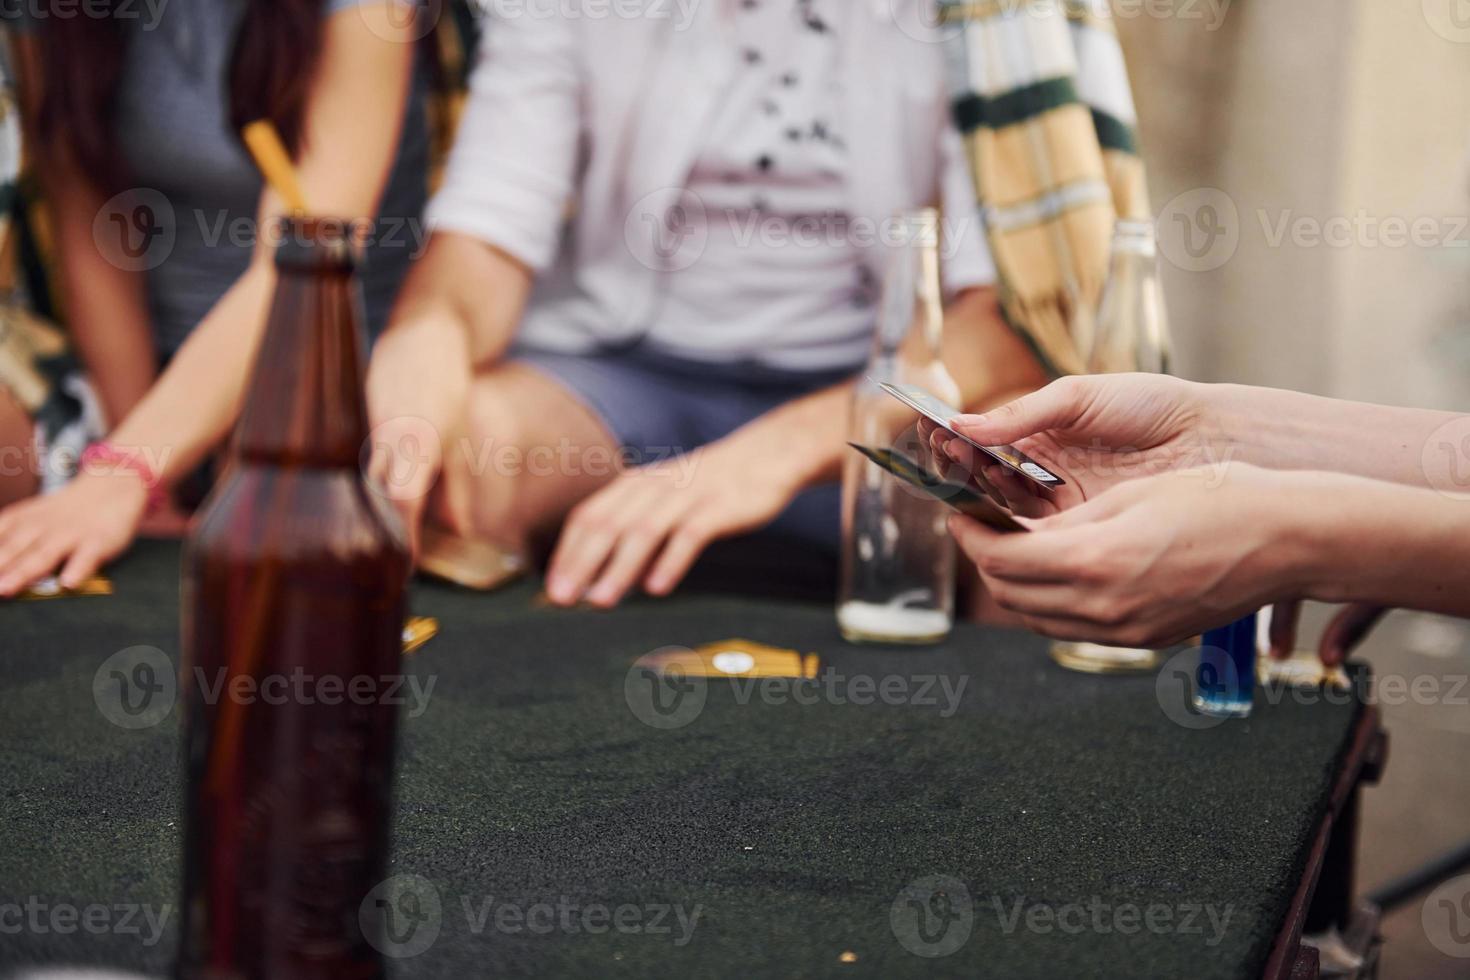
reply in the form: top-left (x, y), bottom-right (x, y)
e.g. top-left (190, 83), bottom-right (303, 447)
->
top-left (44, 188), bottom-right (156, 427)
top-left (108, 263), bottom-right (276, 481)
top-left (1209, 383), bottom-right (1465, 489)
top-left (1283, 473), bottom-right (1470, 617)
top-left (943, 287), bottom-right (1048, 410)
top-left (724, 378), bottom-right (855, 489)
top-left (366, 233), bottom-right (532, 458)
top-left (387, 232), bottom-right (530, 367)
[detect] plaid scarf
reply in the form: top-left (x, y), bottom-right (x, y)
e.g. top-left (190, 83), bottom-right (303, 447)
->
top-left (941, 0), bottom-right (1150, 376)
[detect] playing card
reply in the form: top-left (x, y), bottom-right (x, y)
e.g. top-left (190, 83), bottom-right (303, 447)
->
top-left (878, 382), bottom-right (1066, 490)
top-left (847, 443), bottom-right (1027, 533)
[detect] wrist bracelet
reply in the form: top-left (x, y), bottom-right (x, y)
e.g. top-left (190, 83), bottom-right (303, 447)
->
top-left (79, 441), bottom-right (167, 512)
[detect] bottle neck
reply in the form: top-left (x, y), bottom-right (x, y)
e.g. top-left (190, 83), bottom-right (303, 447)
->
top-left (232, 264), bottom-right (370, 469)
top-left (874, 231), bottom-right (944, 364)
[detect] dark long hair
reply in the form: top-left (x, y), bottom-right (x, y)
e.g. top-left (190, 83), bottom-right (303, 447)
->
top-left (34, 0), bottom-right (436, 184)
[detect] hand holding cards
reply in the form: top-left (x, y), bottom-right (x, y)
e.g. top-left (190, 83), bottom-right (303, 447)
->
top-left (877, 382), bottom-right (1065, 491)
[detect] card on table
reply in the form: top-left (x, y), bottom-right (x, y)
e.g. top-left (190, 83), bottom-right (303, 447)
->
top-left (877, 381), bottom-right (1066, 491)
top-left (847, 443), bottom-right (1027, 533)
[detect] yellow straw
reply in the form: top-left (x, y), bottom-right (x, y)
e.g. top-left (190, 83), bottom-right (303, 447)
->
top-left (241, 120), bottom-right (309, 213)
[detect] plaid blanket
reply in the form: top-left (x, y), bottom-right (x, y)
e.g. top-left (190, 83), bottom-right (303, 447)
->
top-left (941, 0), bottom-right (1150, 376)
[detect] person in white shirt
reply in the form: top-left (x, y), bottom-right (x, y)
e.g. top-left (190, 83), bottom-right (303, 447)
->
top-left (367, 0), bottom-right (1047, 607)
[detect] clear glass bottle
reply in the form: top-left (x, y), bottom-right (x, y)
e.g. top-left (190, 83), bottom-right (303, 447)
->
top-left (1051, 218), bottom-right (1173, 674)
top-left (837, 209), bottom-right (958, 645)
top-left (1085, 219), bottom-right (1171, 374)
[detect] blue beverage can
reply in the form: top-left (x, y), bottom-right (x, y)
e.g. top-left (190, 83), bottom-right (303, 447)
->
top-left (1193, 612), bottom-right (1258, 718)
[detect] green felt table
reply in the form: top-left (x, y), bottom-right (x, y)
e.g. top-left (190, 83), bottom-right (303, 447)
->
top-left (0, 539), bottom-right (1371, 979)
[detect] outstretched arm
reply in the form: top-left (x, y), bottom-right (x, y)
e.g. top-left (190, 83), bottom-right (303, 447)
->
top-left (0, 3), bottom-right (416, 594)
top-left (951, 463), bottom-right (1470, 662)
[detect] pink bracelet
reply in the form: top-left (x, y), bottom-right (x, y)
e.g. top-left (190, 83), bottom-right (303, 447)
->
top-left (79, 441), bottom-right (167, 512)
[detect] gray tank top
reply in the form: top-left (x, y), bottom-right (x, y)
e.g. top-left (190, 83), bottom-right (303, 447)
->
top-left (10, 0), bottom-right (428, 356)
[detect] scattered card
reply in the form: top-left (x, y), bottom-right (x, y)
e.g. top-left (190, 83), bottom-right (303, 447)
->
top-left (15, 575), bottom-right (114, 601)
top-left (633, 640), bottom-right (820, 680)
top-left (402, 616), bottom-right (439, 655)
top-left (418, 526), bottom-right (524, 590)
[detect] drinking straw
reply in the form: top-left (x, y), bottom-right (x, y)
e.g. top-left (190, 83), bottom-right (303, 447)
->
top-left (241, 120), bottom-right (309, 213)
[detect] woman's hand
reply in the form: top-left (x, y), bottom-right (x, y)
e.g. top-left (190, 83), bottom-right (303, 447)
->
top-left (0, 472), bottom-right (149, 594)
top-left (921, 373), bottom-right (1225, 517)
top-left (949, 464), bottom-right (1313, 649)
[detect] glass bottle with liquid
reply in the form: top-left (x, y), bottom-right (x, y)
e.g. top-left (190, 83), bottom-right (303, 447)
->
top-left (837, 209), bottom-right (958, 644)
top-left (179, 217), bottom-right (410, 979)
top-left (1051, 218), bottom-right (1173, 674)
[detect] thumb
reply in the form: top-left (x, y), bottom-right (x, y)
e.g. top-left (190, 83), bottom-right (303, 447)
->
top-left (1318, 603), bottom-right (1387, 667)
top-left (950, 377), bottom-right (1087, 446)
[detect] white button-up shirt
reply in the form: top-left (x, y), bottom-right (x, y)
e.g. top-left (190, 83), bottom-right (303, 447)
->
top-left (427, 0), bottom-right (997, 372)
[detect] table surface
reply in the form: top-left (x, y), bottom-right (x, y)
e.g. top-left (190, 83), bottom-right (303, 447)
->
top-left (0, 540), bottom-right (1365, 980)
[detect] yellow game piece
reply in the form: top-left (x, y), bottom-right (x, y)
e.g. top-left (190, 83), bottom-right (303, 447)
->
top-left (16, 575), bottom-right (114, 600)
top-left (633, 639), bottom-right (821, 679)
top-left (401, 616), bottom-right (439, 655)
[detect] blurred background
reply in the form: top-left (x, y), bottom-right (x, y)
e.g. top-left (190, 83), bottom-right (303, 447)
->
top-left (1117, 2), bottom-right (1470, 974)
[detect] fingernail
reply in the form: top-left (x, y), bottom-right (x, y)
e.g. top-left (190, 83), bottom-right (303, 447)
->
top-left (952, 414), bottom-right (982, 428)
top-left (587, 585), bottom-right (616, 606)
top-left (547, 577), bottom-right (575, 603)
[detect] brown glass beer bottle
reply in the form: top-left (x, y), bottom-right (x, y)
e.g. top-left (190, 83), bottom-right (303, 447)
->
top-left (179, 217), bottom-right (410, 980)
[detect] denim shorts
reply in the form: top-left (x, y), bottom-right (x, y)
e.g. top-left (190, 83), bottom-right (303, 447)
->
top-left (515, 344), bottom-right (854, 551)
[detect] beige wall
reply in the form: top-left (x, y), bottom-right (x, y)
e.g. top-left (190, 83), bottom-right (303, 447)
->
top-left (1117, 0), bottom-right (1470, 408)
